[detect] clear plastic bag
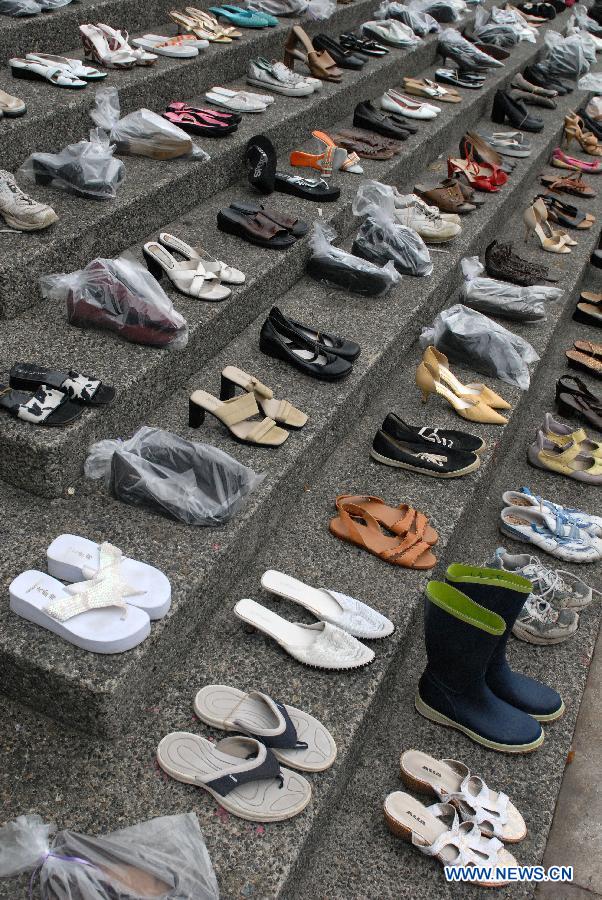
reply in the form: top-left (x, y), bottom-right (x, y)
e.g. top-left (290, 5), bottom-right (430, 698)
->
top-left (306, 0), bottom-right (335, 19)
top-left (0, 0), bottom-right (42, 13)
top-left (352, 180), bottom-right (433, 277)
top-left (438, 26), bottom-right (504, 65)
top-left (91, 87), bottom-right (210, 162)
top-left (579, 72), bottom-right (602, 89)
top-left (586, 95), bottom-right (602, 117)
top-left (18, 131), bottom-right (125, 200)
top-left (307, 221), bottom-right (400, 296)
top-left (0, 812), bottom-right (219, 899)
top-left (39, 257), bottom-right (188, 350)
top-left (459, 257), bottom-right (562, 321)
top-left (542, 30), bottom-right (591, 79)
top-left (38, 0), bottom-right (73, 7)
top-left (410, 0), bottom-right (463, 23)
top-left (420, 303), bottom-right (539, 389)
top-left (244, 0), bottom-right (308, 13)
top-left (476, 5), bottom-right (535, 42)
top-left (574, 3), bottom-right (602, 34)
top-left (375, 0), bottom-right (439, 33)
top-left (85, 426), bottom-right (264, 526)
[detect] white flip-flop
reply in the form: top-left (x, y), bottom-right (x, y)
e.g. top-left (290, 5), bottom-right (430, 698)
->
top-left (234, 598), bottom-right (374, 669)
top-left (156, 732), bottom-right (312, 821)
top-left (130, 36), bottom-right (200, 57)
top-left (10, 570), bottom-right (150, 653)
top-left (193, 685), bottom-right (337, 771)
top-left (260, 570), bottom-right (394, 639)
top-left (46, 535), bottom-right (171, 620)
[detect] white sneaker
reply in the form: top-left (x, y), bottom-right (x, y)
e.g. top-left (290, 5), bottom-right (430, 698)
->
top-left (492, 547), bottom-right (599, 610)
top-left (247, 59), bottom-right (313, 96)
top-left (394, 196), bottom-right (460, 242)
top-left (499, 505), bottom-right (600, 563)
top-left (501, 487), bottom-right (602, 538)
top-left (0, 170), bottom-right (58, 231)
top-left (512, 595), bottom-right (579, 645)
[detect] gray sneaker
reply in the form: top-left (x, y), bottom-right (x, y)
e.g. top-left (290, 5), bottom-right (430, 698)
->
top-left (513, 595), bottom-right (578, 645)
top-left (492, 547), bottom-right (597, 610)
top-left (0, 169), bottom-right (57, 231)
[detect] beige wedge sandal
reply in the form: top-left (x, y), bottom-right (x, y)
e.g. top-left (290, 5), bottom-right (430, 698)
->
top-left (188, 389), bottom-right (289, 446)
top-left (399, 749), bottom-right (527, 842)
top-left (220, 366), bottom-right (308, 429)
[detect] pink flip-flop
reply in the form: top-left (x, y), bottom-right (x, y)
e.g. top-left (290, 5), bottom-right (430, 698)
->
top-left (162, 109), bottom-right (238, 135)
top-left (551, 148), bottom-right (601, 174)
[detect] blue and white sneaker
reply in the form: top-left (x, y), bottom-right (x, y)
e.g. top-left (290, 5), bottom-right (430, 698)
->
top-left (499, 506), bottom-right (601, 563)
top-left (502, 487), bottom-right (602, 539)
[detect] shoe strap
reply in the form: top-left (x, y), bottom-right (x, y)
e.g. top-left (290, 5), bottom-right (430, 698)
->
top-left (17, 387), bottom-right (66, 424)
top-left (220, 391), bottom-right (260, 425)
top-left (201, 737), bottom-right (283, 796)
top-left (246, 416), bottom-right (278, 443)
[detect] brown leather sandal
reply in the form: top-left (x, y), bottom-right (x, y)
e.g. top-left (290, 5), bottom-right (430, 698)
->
top-left (566, 342), bottom-right (602, 378)
top-left (329, 501), bottom-right (437, 569)
top-left (284, 25), bottom-right (342, 82)
top-left (331, 133), bottom-right (394, 160)
top-left (540, 172), bottom-right (596, 198)
top-left (335, 495), bottom-right (438, 545)
top-left (334, 128), bottom-right (403, 154)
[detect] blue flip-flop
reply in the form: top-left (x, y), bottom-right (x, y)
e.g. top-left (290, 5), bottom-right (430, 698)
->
top-left (209, 5), bottom-right (276, 26)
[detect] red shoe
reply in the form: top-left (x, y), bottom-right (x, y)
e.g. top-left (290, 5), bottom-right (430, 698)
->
top-left (447, 157), bottom-right (500, 191)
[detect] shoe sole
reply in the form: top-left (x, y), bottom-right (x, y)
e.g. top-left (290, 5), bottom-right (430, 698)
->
top-left (0, 211), bottom-right (58, 231)
top-left (246, 76), bottom-right (312, 97)
top-left (414, 693), bottom-right (545, 753)
top-left (370, 448), bottom-right (480, 478)
top-left (513, 623), bottom-right (577, 645)
top-left (499, 520), bottom-right (600, 563)
top-left (532, 700), bottom-right (565, 723)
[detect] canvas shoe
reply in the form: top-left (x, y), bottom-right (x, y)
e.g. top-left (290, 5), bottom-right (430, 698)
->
top-left (394, 196), bottom-right (460, 242)
top-left (0, 170), bottom-right (57, 231)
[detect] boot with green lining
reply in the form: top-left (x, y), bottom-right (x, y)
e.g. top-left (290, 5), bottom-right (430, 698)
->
top-left (416, 581), bottom-right (544, 753)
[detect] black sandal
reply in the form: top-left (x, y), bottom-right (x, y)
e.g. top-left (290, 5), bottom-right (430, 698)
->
top-left (556, 375), bottom-right (602, 431)
top-left (9, 363), bottom-right (115, 406)
top-left (0, 383), bottom-right (83, 426)
top-left (273, 172), bottom-right (340, 202)
top-left (229, 201), bottom-right (308, 236)
top-left (217, 206), bottom-right (296, 248)
top-left (538, 194), bottom-right (593, 230)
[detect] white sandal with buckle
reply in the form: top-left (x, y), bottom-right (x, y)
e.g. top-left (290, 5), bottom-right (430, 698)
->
top-left (157, 233), bottom-right (245, 285)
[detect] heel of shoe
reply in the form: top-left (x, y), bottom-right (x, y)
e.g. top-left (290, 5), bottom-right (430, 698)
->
top-left (384, 809), bottom-right (413, 843)
top-left (490, 92), bottom-right (507, 125)
top-left (220, 373), bottom-right (236, 401)
top-left (32, 166), bottom-right (52, 187)
top-left (283, 48), bottom-right (295, 69)
top-left (11, 66), bottom-right (38, 82)
top-left (143, 249), bottom-right (164, 281)
top-left (188, 399), bottom-right (205, 428)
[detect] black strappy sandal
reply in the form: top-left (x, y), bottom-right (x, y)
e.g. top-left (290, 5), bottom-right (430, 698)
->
top-left (538, 194), bottom-right (593, 230)
top-left (9, 363), bottom-right (115, 406)
top-left (556, 375), bottom-right (602, 431)
top-left (0, 383), bottom-right (83, 426)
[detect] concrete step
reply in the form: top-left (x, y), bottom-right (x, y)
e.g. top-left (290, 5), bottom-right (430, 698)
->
top-left (0, 178), bottom-right (600, 899)
top-left (0, 120), bottom-right (600, 738)
top-left (0, 27), bottom-right (572, 500)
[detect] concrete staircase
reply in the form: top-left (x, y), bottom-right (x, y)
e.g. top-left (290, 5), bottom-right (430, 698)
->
top-left (0, 1), bottom-right (601, 897)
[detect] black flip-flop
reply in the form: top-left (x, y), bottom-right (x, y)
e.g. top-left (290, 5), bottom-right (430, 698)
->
top-left (245, 134), bottom-right (277, 194)
top-left (10, 363), bottom-right (115, 406)
top-left (274, 173), bottom-right (340, 202)
top-left (0, 383), bottom-right (83, 426)
top-left (217, 207), bottom-right (296, 248)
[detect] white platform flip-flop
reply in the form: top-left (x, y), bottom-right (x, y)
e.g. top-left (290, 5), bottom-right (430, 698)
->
top-left (46, 535), bottom-right (171, 620)
top-left (10, 570), bottom-right (150, 653)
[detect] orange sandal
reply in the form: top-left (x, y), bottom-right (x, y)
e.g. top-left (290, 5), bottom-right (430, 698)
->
top-left (290, 131), bottom-right (363, 175)
top-left (329, 501), bottom-right (437, 569)
top-left (335, 495), bottom-right (439, 546)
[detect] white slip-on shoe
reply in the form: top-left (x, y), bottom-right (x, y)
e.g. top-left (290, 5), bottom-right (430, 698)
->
top-left (380, 90), bottom-right (439, 119)
top-left (193, 685), bottom-right (337, 771)
top-left (158, 233), bottom-right (245, 284)
top-left (210, 84), bottom-right (274, 104)
top-left (260, 569), bottom-right (394, 638)
top-left (46, 535), bottom-right (171, 620)
top-left (9, 570), bottom-right (151, 653)
top-left (499, 506), bottom-right (600, 563)
top-left (205, 88), bottom-right (267, 112)
top-left (234, 598), bottom-right (375, 669)
top-left (0, 170), bottom-right (57, 231)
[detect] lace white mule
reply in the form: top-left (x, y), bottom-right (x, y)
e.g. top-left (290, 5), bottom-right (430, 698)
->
top-left (143, 242), bottom-right (232, 300)
top-left (193, 685), bottom-right (337, 771)
top-left (46, 536), bottom-right (171, 620)
top-left (9, 570), bottom-right (150, 653)
top-left (261, 570), bottom-right (394, 638)
top-left (158, 233), bottom-right (245, 284)
top-left (399, 750), bottom-right (526, 842)
top-left (234, 598), bottom-right (374, 669)
top-left (384, 794), bottom-right (517, 886)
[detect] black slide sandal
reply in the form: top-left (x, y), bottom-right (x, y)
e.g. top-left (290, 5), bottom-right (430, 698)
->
top-left (228, 201), bottom-right (309, 236)
top-left (0, 384), bottom-right (83, 426)
top-left (9, 363), bottom-right (115, 406)
top-left (274, 172), bottom-right (340, 201)
top-left (217, 207), bottom-right (296, 248)
top-left (246, 134), bottom-right (277, 194)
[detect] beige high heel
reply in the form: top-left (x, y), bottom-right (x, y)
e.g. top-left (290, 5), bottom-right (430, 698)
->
top-left (415, 362), bottom-right (508, 425)
top-left (563, 113), bottom-right (602, 157)
top-left (220, 366), bottom-right (308, 429)
top-left (283, 26), bottom-right (342, 82)
top-left (168, 10), bottom-right (222, 41)
top-left (188, 389), bottom-right (289, 446)
top-left (184, 7), bottom-right (241, 39)
top-left (533, 197), bottom-right (577, 246)
top-left (523, 202), bottom-right (571, 254)
top-left (422, 346), bottom-right (511, 410)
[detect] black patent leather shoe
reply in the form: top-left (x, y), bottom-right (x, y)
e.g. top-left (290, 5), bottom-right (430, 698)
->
top-left (260, 309), bottom-right (356, 380)
top-left (313, 34), bottom-right (365, 69)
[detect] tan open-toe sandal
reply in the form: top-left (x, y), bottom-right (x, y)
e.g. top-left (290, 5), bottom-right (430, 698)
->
top-left (284, 26), bottom-right (342, 82)
top-left (399, 749), bottom-right (527, 843)
top-left (384, 793), bottom-right (517, 886)
top-left (329, 501), bottom-right (437, 569)
top-left (189, 389), bottom-right (288, 446)
top-left (335, 494), bottom-right (438, 545)
top-left (220, 366), bottom-right (308, 429)
top-left (185, 7), bottom-right (241, 38)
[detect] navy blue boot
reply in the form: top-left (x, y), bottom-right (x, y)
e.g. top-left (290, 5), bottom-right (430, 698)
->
top-left (446, 564), bottom-right (564, 722)
top-left (417, 581), bottom-right (544, 752)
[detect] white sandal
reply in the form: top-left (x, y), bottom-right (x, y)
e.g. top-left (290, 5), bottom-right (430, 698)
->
top-left (260, 569), bottom-right (393, 638)
top-left (234, 598), bottom-right (375, 669)
top-left (79, 24), bottom-right (139, 69)
top-left (193, 685), bottom-right (337, 771)
top-left (143, 242), bottom-right (231, 300)
top-left (96, 23), bottom-right (158, 65)
top-left (9, 570), bottom-right (150, 653)
top-left (9, 58), bottom-right (87, 89)
top-left (46, 536), bottom-right (171, 620)
top-left (24, 53), bottom-right (107, 81)
top-left (400, 749), bottom-right (526, 842)
top-left (384, 794), bottom-right (517, 886)
top-left (130, 36), bottom-right (201, 57)
top-left (158, 233), bottom-right (245, 285)
top-left (205, 88), bottom-right (268, 113)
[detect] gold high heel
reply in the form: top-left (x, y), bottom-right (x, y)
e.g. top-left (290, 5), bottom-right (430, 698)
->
top-left (523, 201), bottom-right (571, 253)
top-left (415, 362), bottom-right (508, 425)
top-left (184, 7), bottom-right (241, 39)
top-left (563, 113), bottom-right (602, 157)
top-left (422, 346), bottom-right (511, 410)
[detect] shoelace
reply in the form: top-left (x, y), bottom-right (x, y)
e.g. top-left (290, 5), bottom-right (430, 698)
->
top-left (523, 594), bottom-right (557, 624)
top-left (3, 179), bottom-right (36, 209)
top-left (533, 513), bottom-right (589, 546)
top-left (520, 556), bottom-right (575, 602)
top-left (418, 426), bottom-right (452, 447)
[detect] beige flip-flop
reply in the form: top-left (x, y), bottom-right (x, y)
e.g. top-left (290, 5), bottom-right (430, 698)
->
top-left (157, 732), bottom-right (311, 822)
top-left (193, 685), bottom-right (336, 771)
top-left (399, 749), bottom-right (526, 842)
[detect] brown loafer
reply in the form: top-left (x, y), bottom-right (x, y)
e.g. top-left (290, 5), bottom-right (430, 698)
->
top-left (414, 181), bottom-right (476, 214)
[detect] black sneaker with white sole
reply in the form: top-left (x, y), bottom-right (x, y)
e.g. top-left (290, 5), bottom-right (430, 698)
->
top-left (382, 413), bottom-right (485, 454)
top-left (371, 428), bottom-right (480, 477)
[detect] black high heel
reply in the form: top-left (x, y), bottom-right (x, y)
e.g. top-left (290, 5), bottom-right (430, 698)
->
top-left (188, 398), bottom-right (206, 428)
top-left (143, 247), bottom-right (165, 281)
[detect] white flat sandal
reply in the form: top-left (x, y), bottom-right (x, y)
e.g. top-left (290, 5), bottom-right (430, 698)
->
top-left (158, 233), bottom-right (245, 285)
top-left (9, 58), bottom-right (88, 89)
top-left (143, 242), bottom-right (231, 301)
top-left (131, 36), bottom-right (200, 57)
top-left (25, 53), bottom-right (107, 80)
top-left (205, 89), bottom-right (267, 112)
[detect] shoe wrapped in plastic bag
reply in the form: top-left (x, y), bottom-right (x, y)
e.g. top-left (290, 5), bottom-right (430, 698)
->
top-left (91, 87), bottom-right (210, 161)
top-left (307, 221), bottom-right (400, 296)
top-left (18, 130), bottom-right (125, 200)
top-left (420, 302), bottom-right (539, 389)
top-left (306, 0), bottom-right (335, 19)
top-left (573, 3), bottom-right (602, 34)
top-left (244, 0), bottom-right (308, 13)
top-left (459, 256), bottom-right (562, 321)
top-left (39, 257), bottom-right (188, 350)
top-left (0, 812), bottom-right (219, 899)
top-left (375, 0), bottom-right (440, 34)
top-left (542, 29), bottom-right (591, 79)
top-left (438, 26), bottom-right (505, 69)
top-left (410, 0), bottom-right (464, 22)
top-left (352, 180), bottom-right (432, 276)
top-left (85, 426), bottom-right (264, 525)
top-left (0, 0), bottom-right (41, 12)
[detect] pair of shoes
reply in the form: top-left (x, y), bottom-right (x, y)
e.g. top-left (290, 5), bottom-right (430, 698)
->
top-left (481, 130), bottom-right (531, 158)
top-left (354, 100), bottom-right (413, 140)
top-left (218, 200), bottom-right (307, 248)
top-left (210, 4), bottom-right (278, 27)
top-left (0, 169), bottom-right (57, 231)
top-left (566, 339), bottom-right (602, 375)
top-left (371, 412), bottom-right (483, 477)
top-left (362, 18), bottom-right (419, 47)
top-left (189, 365), bottom-right (307, 446)
top-left (290, 130), bottom-right (363, 176)
top-left (574, 295), bottom-right (602, 327)
top-left (332, 127), bottom-right (402, 158)
top-left (413, 178), bottom-right (477, 213)
top-left (205, 85), bottom-right (273, 113)
top-left (312, 33), bottom-right (366, 68)
top-left (131, 32), bottom-right (208, 56)
top-left (163, 101), bottom-right (240, 135)
top-left (564, 112), bottom-right (602, 156)
top-left (247, 56), bottom-right (320, 95)
top-left (523, 62), bottom-right (572, 94)
top-left (339, 31), bottom-right (388, 56)
top-left (80, 23), bottom-right (157, 67)
top-left (500, 494), bottom-right (601, 561)
top-left (394, 194), bottom-right (461, 241)
top-left (493, 548), bottom-right (581, 644)
top-left (491, 89), bottom-right (544, 132)
top-left (557, 373), bottom-right (602, 430)
top-left (503, 485), bottom-right (602, 537)
top-left (284, 25), bottom-right (342, 81)
top-left (540, 169), bottom-right (596, 198)
top-left (417, 564), bottom-right (562, 751)
top-left (246, 134), bottom-right (341, 201)
top-left (438, 31), bottom-right (504, 71)
top-left (550, 148), bottom-right (602, 174)
top-left (523, 197), bottom-right (573, 253)
top-left (260, 306), bottom-right (359, 380)
top-left (9, 52), bottom-right (106, 88)
top-left (435, 67), bottom-right (485, 89)
top-left (403, 75), bottom-right (461, 102)
top-left (379, 88), bottom-right (440, 119)
top-left (528, 422), bottom-right (602, 485)
top-left (5, 362), bottom-right (114, 425)
top-left (144, 232), bottom-right (243, 300)
top-left (538, 193), bottom-right (594, 229)
top-left (484, 239), bottom-right (557, 285)
top-left (448, 139), bottom-right (508, 191)
top-left (330, 494), bottom-right (438, 569)
top-left (169, 7), bottom-right (241, 39)
top-left (416, 346), bottom-right (510, 425)
top-left (511, 71), bottom-right (557, 98)
top-left (460, 131), bottom-right (514, 175)
top-left (11, 537), bottom-right (170, 652)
